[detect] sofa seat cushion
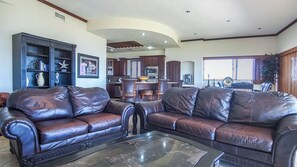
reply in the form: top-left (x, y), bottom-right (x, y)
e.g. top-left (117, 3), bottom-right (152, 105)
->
top-left (35, 118), bottom-right (88, 144)
top-left (176, 117), bottom-right (225, 140)
top-left (76, 113), bottom-right (121, 132)
top-left (216, 123), bottom-right (274, 152)
top-left (147, 112), bottom-right (188, 130)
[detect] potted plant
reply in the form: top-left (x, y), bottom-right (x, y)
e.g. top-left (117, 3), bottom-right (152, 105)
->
top-left (261, 54), bottom-right (279, 83)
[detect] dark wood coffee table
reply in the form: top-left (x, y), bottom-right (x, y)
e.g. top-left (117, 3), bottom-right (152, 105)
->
top-left (43, 131), bottom-right (223, 167)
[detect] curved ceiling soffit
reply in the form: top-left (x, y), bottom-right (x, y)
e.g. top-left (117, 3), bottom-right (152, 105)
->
top-left (87, 18), bottom-right (180, 47)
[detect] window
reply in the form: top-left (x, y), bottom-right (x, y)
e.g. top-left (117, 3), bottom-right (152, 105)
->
top-left (237, 59), bottom-right (253, 80)
top-left (127, 59), bottom-right (141, 78)
top-left (204, 59), bottom-right (233, 80)
top-left (203, 56), bottom-right (264, 82)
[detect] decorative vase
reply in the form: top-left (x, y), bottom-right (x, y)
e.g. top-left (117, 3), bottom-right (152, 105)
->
top-left (35, 72), bottom-right (45, 86)
top-left (26, 77), bottom-right (29, 87)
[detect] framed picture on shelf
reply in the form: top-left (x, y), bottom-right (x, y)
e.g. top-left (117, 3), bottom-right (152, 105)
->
top-left (77, 53), bottom-right (99, 78)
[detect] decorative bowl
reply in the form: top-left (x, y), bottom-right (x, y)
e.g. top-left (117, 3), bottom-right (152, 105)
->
top-left (138, 76), bottom-right (149, 82)
top-left (223, 76), bottom-right (233, 87)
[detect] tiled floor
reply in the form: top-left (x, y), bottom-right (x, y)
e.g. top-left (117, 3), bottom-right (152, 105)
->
top-left (0, 116), bottom-right (238, 167)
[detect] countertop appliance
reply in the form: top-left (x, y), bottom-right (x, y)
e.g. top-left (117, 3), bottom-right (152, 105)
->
top-left (184, 74), bottom-right (193, 85)
top-left (145, 66), bottom-right (158, 79)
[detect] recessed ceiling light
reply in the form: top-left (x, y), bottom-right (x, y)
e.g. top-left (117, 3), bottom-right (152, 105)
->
top-left (164, 40), bottom-right (167, 43)
top-left (147, 46), bottom-right (153, 49)
top-left (142, 32), bottom-right (145, 36)
top-left (186, 10), bottom-right (191, 13)
top-left (258, 27), bottom-right (262, 30)
top-left (226, 20), bottom-right (231, 22)
top-left (110, 49), bottom-right (114, 51)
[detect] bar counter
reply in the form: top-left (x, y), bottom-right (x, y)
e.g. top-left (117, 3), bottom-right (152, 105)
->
top-left (106, 81), bottom-right (178, 98)
top-left (136, 81), bottom-right (177, 90)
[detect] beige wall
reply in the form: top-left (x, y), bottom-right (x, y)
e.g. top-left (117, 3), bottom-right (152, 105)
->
top-left (107, 50), bottom-right (165, 59)
top-left (165, 37), bottom-right (278, 87)
top-left (277, 23), bottom-right (297, 52)
top-left (0, 0), bottom-right (107, 92)
top-left (7, 0), bottom-right (291, 92)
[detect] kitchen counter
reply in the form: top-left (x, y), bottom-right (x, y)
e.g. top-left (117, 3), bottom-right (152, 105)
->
top-left (136, 81), bottom-right (177, 84)
top-left (106, 81), bottom-right (178, 98)
top-left (107, 81), bottom-right (178, 84)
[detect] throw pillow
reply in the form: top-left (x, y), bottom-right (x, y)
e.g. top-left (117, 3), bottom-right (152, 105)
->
top-left (193, 87), bottom-right (234, 122)
top-left (7, 87), bottom-right (73, 122)
top-left (162, 87), bottom-right (199, 116)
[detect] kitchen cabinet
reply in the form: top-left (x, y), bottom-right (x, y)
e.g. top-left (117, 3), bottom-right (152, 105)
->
top-left (106, 83), bottom-right (122, 98)
top-left (140, 55), bottom-right (165, 78)
top-left (113, 58), bottom-right (127, 76)
top-left (107, 58), bottom-right (114, 75)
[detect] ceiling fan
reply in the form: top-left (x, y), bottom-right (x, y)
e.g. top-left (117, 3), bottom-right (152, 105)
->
top-left (0, 0), bottom-right (13, 5)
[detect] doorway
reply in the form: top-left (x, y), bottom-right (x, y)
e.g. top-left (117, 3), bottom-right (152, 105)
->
top-left (166, 61), bottom-right (181, 86)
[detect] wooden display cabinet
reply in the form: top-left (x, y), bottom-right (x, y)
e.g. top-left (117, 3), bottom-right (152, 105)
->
top-left (12, 33), bottom-right (76, 90)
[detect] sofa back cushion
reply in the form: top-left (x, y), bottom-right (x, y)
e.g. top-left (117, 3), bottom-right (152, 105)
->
top-left (7, 87), bottom-right (73, 122)
top-left (162, 87), bottom-right (199, 116)
top-left (229, 91), bottom-right (297, 127)
top-left (193, 87), bottom-right (234, 122)
top-left (68, 86), bottom-right (110, 117)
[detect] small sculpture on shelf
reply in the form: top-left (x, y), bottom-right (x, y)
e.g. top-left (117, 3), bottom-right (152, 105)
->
top-left (26, 76), bottom-right (29, 87)
top-left (206, 74), bottom-right (210, 87)
top-left (55, 72), bottom-right (59, 85)
top-left (39, 60), bottom-right (44, 71)
top-left (27, 59), bottom-right (38, 70)
top-left (59, 60), bottom-right (69, 72)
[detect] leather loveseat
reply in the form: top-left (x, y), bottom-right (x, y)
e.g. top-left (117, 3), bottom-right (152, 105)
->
top-left (0, 86), bottom-right (134, 167)
top-left (135, 87), bottom-right (297, 167)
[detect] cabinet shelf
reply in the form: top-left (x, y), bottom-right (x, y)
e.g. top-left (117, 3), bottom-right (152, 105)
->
top-left (27, 52), bottom-right (49, 58)
top-left (27, 85), bottom-right (49, 88)
top-left (27, 69), bottom-right (49, 73)
top-left (55, 56), bottom-right (72, 60)
top-left (55, 70), bottom-right (72, 74)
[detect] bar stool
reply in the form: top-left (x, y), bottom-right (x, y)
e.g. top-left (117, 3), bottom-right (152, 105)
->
top-left (0, 92), bottom-right (9, 108)
top-left (121, 79), bottom-right (137, 100)
top-left (140, 90), bottom-right (154, 100)
top-left (155, 79), bottom-right (169, 100)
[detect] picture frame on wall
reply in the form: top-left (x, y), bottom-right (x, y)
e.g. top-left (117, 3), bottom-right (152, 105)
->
top-left (77, 53), bottom-right (99, 78)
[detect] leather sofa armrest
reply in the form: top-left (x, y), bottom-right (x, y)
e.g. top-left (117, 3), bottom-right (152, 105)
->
top-left (0, 107), bottom-right (40, 157)
top-left (135, 100), bottom-right (164, 133)
top-left (105, 100), bottom-right (134, 135)
top-left (273, 114), bottom-right (297, 167)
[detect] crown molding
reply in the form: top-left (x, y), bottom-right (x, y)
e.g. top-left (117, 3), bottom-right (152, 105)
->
top-left (276, 18), bottom-right (297, 35)
top-left (181, 18), bottom-right (297, 42)
top-left (37, 0), bottom-right (87, 23)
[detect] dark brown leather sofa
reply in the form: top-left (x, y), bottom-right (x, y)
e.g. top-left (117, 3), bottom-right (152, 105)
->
top-left (135, 87), bottom-right (297, 167)
top-left (0, 86), bottom-right (134, 167)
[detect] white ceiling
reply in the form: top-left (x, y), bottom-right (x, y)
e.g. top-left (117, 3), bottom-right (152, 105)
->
top-left (47, 0), bottom-right (297, 52)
